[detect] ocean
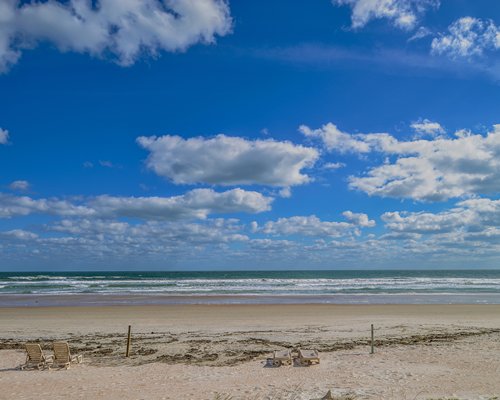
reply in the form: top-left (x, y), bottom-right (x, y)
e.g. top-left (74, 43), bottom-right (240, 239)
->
top-left (2, 270), bottom-right (500, 306)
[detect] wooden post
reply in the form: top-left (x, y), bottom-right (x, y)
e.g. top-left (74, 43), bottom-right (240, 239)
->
top-left (370, 324), bottom-right (374, 354)
top-left (126, 325), bottom-right (132, 357)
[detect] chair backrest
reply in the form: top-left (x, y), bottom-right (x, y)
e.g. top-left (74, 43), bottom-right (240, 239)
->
top-left (53, 342), bottom-right (71, 362)
top-left (25, 343), bottom-right (44, 362)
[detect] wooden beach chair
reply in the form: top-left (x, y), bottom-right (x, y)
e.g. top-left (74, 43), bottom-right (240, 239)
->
top-left (298, 349), bottom-right (320, 366)
top-left (272, 349), bottom-right (292, 366)
top-left (21, 343), bottom-right (53, 370)
top-left (52, 342), bottom-right (83, 369)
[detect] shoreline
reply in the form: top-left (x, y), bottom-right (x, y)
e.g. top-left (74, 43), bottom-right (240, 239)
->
top-left (3, 292), bottom-right (500, 307)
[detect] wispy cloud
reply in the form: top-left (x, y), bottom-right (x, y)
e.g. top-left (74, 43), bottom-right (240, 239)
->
top-left (0, 128), bottom-right (9, 144)
top-left (408, 26), bottom-right (433, 42)
top-left (254, 42), bottom-right (500, 82)
top-left (432, 17), bottom-right (500, 59)
top-left (8, 180), bottom-right (30, 191)
top-left (333, 0), bottom-right (440, 30)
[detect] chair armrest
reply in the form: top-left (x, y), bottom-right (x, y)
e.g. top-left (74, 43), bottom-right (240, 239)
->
top-left (71, 354), bottom-right (83, 363)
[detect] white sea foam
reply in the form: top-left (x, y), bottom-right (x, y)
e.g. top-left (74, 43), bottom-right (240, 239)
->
top-left (3, 273), bottom-right (500, 297)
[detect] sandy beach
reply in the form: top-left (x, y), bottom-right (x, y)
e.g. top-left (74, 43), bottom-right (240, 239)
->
top-left (1, 304), bottom-right (500, 399)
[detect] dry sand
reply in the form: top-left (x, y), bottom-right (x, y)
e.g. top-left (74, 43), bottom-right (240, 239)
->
top-left (1, 304), bottom-right (500, 399)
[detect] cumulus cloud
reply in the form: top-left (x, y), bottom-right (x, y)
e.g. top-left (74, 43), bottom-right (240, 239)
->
top-left (7, 199), bottom-right (500, 268)
top-left (300, 123), bottom-right (371, 153)
top-left (342, 210), bottom-right (376, 227)
top-left (8, 180), bottom-right (30, 191)
top-left (382, 209), bottom-right (470, 234)
top-left (0, 229), bottom-right (38, 240)
top-left (137, 134), bottom-right (319, 187)
top-left (350, 125), bottom-right (500, 201)
top-left (303, 122), bottom-right (500, 201)
top-left (89, 188), bottom-right (272, 219)
top-left (383, 198), bottom-right (500, 235)
top-left (0, 188), bottom-right (272, 220)
top-left (248, 238), bottom-right (296, 251)
top-left (49, 217), bottom-right (247, 245)
top-left (0, 218), bottom-right (250, 269)
top-left (300, 122), bottom-right (398, 154)
top-left (410, 119), bottom-right (445, 137)
top-left (254, 212), bottom-right (375, 237)
top-left (0, 0), bottom-right (232, 72)
top-left (0, 193), bottom-right (94, 218)
top-left (333, 0), bottom-right (440, 30)
top-left (431, 17), bottom-right (500, 59)
top-left (0, 127), bottom-right (9, 144)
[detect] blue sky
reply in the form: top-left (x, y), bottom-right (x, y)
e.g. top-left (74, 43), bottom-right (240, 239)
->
top-left (1, 0), bottom-right (500, 270)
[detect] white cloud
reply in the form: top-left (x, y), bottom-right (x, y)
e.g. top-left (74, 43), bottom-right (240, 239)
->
top-left (0, 127), bottom-right (9, 144)
top-left (382, 209), bottom-right (472, 234)
top-left (7, 198), bottom-right (500, 267)
top-left (255, 212), bottom-right (374, 237)
top-left (49, 218), bottom-right (247, 246)
top-left (0, 0), bottom-right (232, 72)
top-left (410, 119), bottom-right (445, 137)
top-left (8, 180), bottom-right (30, 191)
top-left (350, 124), bottom-right (500, 201)
top-left (304, 122), bottom-right (500, 201)
top-left (323, 162), bottom-right (345, 170)
top-left (0, 229), bottom-right (38, 240)
top-left (342, 210), bottom-right (376, 227)
top-left (89, 188), bottom-right (272, 219)
top-left (248, 238), bottom-right (296, 251)
top-left (408, 26), bottom-right (432, 41)
top-left (0, 218), bottom-right (249, 268)
top-left (333, 0), bottom-right (439, 30)
top-left (379, 231), bottom-right (421, 241)
top-left (300, 123), bottom-right (371, 153)
top-left (0, 188), bottom-right (272, 220)
top-left (0, 193), bottom-right (94, 218)
top-left (431, 17), bottom-right (500, 59)
top-left (300, 122), bottom-right (398, 154)
top-left (382, 198), bottom-right (500, 239)
top-left (137, 134), bottom-right (319, 187)
top-left (278, 187), bottom-right (292, 198)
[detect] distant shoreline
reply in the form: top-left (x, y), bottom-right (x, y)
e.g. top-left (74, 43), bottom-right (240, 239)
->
top-left (3, 292), bottom-right (500, 307)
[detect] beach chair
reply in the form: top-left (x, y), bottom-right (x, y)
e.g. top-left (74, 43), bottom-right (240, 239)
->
top-left (52, 342), bottom-right (83, 369)
top-left (298, 349), bottom-right (320, 366)
top-left (20, 343), bottom-right (53, 370)
top-left (272, 349), bottom-right (292, 366)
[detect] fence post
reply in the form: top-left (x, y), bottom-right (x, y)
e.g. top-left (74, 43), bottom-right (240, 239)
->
top-left (370, 324), bottom-right (374, 354)
top-left (126, 325), bottom-right (132, 357)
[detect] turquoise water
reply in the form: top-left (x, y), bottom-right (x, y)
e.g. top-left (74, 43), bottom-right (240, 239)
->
top-left (2, 270), bottom-right (500, 298)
